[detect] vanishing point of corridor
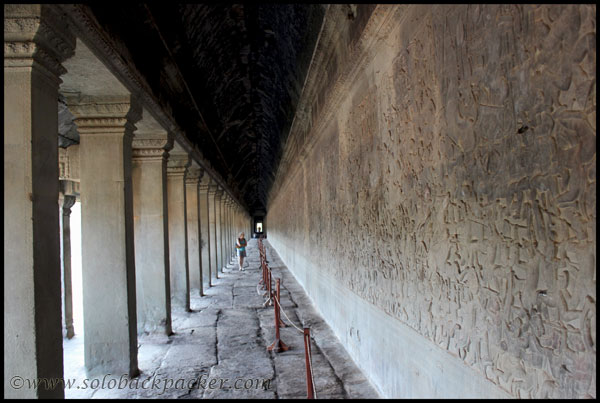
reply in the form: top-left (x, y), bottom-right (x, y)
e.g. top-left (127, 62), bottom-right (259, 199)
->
top-left (4, 4), bottom-right (595, 399)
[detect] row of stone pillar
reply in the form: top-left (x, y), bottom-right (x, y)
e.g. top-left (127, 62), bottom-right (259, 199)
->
top-left (4, 4), bottom-right (251, 398)
top-left (75, 126), bottom-right (249, 377)
top-left (132, 139), bottom-right (247, 336)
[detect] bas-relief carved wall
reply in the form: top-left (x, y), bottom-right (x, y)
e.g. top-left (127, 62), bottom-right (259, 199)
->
top-left (268, 4), bottom-right (595, 399)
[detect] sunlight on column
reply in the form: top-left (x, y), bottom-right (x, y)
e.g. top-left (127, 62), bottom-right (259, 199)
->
top-left (71, 201), bottom-right (83, 336)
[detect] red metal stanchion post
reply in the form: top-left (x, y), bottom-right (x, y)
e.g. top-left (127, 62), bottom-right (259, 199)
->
top-left (267, 269), bottom-right (273, 305)
top-left (267, 278), bottom-right (289, 353)
top-left (262, 265), bottom-right (271, 302)
top-left (304, 328), bottom-right (315, 399)
top-left (259, 259), bottom-right (265, 286)
top-left (277, 278), bottom-right (287, 328)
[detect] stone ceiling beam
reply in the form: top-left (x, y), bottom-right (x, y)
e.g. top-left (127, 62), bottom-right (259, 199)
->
top-left (56, 4), bottom-right (248, 214)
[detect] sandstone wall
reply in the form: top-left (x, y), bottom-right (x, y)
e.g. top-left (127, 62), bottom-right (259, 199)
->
top-left (267, 4), bottom-right (596, 399)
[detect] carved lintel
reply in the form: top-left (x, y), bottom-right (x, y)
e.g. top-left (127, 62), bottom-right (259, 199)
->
top-left (58, 145), bottom-right (80, 181)
top-left (58, 147), bottom-right (69, 179)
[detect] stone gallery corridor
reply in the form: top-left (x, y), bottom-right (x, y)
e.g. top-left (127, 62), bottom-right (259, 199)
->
top-left (4, 4), bottom-right (596, 399)
top-left (62, 239), bottom-right (377, 399)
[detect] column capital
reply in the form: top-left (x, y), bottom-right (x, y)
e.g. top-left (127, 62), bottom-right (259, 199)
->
top-left (62, 195), bottom-right (76, 216)
top-left (198, 174), bottom-right (211, 192)
top-left (4, 4), bottom-right (76, 83)
top-left (207, 180), bottom-right (220, 195)
top-left (185, 164), bottom-right (204, 185)
top-left (132, 132), bottom-right (174, 161)
top-left (60, 179), bottom-right (80, 199)
top-left (66, 96), bottom-right (142, 139)
top-left (166, 151), bottom-right (190, 176)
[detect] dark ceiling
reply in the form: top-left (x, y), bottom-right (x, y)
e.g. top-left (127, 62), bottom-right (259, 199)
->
top-left (86, 4), bottom-right (326, 215)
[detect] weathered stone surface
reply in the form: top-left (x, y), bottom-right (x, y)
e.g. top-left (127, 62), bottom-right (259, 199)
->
top-left (198, 175), bottom-right (212, 293)
top-left (132, 126), bottom-right (173, 336)
top-left (4, 4), bottom-right (77, 398)
top-left (167, 146), bottom-right (192, 311)
top-left (267, 4), bottom-right (596, 399)
top-left (70, 95), bottom-right (141, 377)
top-left (62, 239), bottom-right (378, 399)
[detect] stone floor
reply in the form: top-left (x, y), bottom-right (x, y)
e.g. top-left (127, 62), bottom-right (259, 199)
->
top-left (63, 238), bottom-right (379, 399)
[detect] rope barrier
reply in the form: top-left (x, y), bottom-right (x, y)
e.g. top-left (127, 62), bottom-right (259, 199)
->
top-left (258, 238), bottom-right (317, 399)
top-left (272, 292), bottom-right (303, 335)
top-left (267, 278), bottom-right (290, 352)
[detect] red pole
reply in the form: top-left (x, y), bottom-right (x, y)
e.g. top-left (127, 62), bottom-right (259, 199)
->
top-left (267, 278), bottom-right (289, 352)
top-left (259, 259), bottom-right (264, 286)
top-left (277, 278), bottom-right (287, 328)
top-left (304, 328), bottom-right (314, 399)
top-left (267, 269), bottom-right (273, 305)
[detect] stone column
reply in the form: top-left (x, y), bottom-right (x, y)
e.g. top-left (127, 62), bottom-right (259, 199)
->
top-left (132, 133), bottom-right (173, 335)
top-left (198, 175), bottom-right (211, 292)
top-left (234, 207), bottom-right (239, 252)
top-left (207, 181), bottom-right (218, 287)
top-left (227, 198), bottom-right (233, 263)
top-left (240, 208), bottom-right (244, 238)
top-left (60, 194), bottom-right (77, 340)
top-left (214, 188), bottom-right (224, 276)
top-left (221, 197), bottom-right (228, 267)
top-left (4, 5), bottom-right (75, 397)
top-left (232, 205), bottom-right (238, 244)
top-left (186, 162), bottom-right (203, 296)
top-left (68, 95), bottom-right (141, 376)
top-left (236, 207), bottom-right (240, 239)
top-left (233, 205), bottom-right (238, 242)
top-left (229, 200), bottom-right (235, 260)
top-left (167, 149), bottom-right (191, 312)
top-left (222, 195), bottom-right (229, 268)
top-left (228, 199), bottom-right (234, 261)
top-left (239, 208), bottom-right (243, 238)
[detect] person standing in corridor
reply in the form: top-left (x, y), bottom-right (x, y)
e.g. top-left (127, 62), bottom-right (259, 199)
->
top-left (236, 232), bottom-right (247, 271)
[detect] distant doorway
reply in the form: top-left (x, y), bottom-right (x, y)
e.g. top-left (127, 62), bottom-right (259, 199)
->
top-left (253, 215), bottom-right (265, 238)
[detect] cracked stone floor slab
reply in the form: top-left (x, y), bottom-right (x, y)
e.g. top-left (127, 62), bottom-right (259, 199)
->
top-left (63, 238), bottom-right (380, 399)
